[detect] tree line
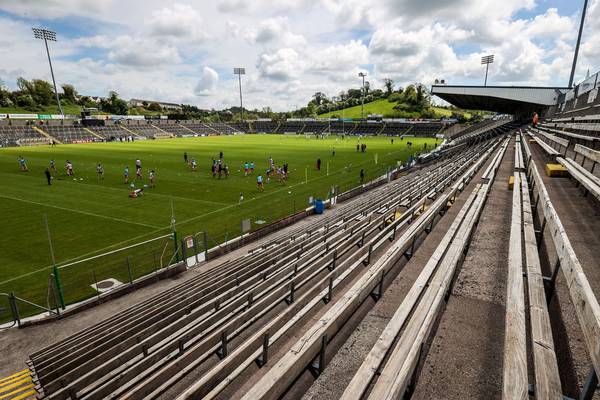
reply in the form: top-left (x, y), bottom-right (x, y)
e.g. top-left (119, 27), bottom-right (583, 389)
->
top-left (0, 77), bottom-right (130, 115)
top-left (301, 79), bottom-right (433, 118)
top-left (0, 76), bottom-right (457, 121)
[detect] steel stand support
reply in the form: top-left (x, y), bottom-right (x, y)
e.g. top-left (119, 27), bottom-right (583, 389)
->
top-left (308, 334), bottom-right (328, 379)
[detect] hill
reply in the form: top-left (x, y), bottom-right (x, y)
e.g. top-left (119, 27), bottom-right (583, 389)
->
top-left (0, 105), bottom-right (165, 117)
top-left (0, 104), bottom-right (83, 115)
top-left (317, 99), bottom-right (478, 120)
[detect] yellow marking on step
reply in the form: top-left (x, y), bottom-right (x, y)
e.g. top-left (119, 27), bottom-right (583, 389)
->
top-left (0, 370), bottom-right (28, 384)
top-left (31, 126), bottom-right (62, 144)
top-left (119, 124), bottom-right (143, 139)
top-left (0, 374), bottom-right (29, 388)
top-left (0, 378), bottom-right (32, 394)
top-left (0, 384), bottom-right (35, 400)
top-left (82, 127), bottom-right (104, 140)
top-left (8, 389), bottom-right (36, 400)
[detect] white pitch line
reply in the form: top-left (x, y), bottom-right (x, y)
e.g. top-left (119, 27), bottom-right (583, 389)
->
top-left (0, 170), bottom-right (231, 207)
top-left (0, 194), bottom-right (162, 229)
top-left (68, 180), bottom-right (231, 207)
top-left (0, 146), bottom-right (416, 286)
top-left (168, 154), bottom-right (395, 228)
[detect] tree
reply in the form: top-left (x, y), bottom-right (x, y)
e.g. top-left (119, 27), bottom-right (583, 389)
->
top-left (32, 79), bottom-right (55, 106)
top-left (0, 79), bottom-right (12, 107)
top-left (16, 77), bottom-right (32, 93)
top-left (61, 84), bottom-right (78, 103)
top-left (347, 88), bottom-right (362, 99)
top-left (15, 78), bottom-right (54, 107)
top-left (401, 84), bottom-right (418, 106)
top-left (100, 91), bottom-right (129, 115)
top-left (78, 96), bottom-right (96, 108)
top-left (383, 78), bottom-right (394, 97)
top-left (387, 92), bottom-right (402, 102)
top-left (306, 102), bottom-right (317, 117)
top-left (147, 102), bottom-right (162, 112)
top-left (312, 92), bottom-right (327, 106)
top-left (371, 89), bottom-right (384, 99)
top-left (15, 77), bottom-right (53, 107)
top-left (15, 94), bottom-right (35, 108)
top-left (415, 83), bottom-right (430, 109)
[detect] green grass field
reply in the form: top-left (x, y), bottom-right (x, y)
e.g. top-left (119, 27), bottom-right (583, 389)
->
top-left (0, 134), bottom-right (437, 320)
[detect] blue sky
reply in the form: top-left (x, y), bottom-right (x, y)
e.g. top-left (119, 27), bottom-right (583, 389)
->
top-left (0, 0), bottom-right (596, 111)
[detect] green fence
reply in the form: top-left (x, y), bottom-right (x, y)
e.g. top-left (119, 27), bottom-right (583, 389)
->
top-left (0, 233), bottom-right (177, 324)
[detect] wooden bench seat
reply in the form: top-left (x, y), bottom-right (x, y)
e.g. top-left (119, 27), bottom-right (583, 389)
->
top-left (520, 171), bottom-right (562, 399)
top-left (557, 157), bottom-right (600, 201)
top-left (521, 136), bottom-right (600, 390)
top-left (539, 125), bottom-right (600, 143)
top-left (529, 132), bottom-right (560, 157)
top-left (574, 144), bottom-right (600, 172)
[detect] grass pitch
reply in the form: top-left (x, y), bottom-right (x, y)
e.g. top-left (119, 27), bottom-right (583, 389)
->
top-left (0, 134), bottom-right (437, 319)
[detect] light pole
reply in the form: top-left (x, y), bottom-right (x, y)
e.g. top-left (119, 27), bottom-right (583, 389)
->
top-left (569, 0), bottom-right (588, 88)
top-left (341, 96), bottom-right (345, 134)
top-left (327, 100), bottom-right (333, 136)
top-left (33, 27), bottom-right (63, 116)
top-left (233, 67), bottom-right (245, 122)
top-left (481, 55), bottom-right (494, 86)
top-left (358, 72), bottom-right (367, 120)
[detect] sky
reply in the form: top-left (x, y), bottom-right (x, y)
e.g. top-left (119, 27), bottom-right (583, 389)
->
top-left (0, 0), bottom-right (597, 111)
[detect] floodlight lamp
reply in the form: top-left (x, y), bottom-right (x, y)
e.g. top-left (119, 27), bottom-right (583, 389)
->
top-left (32, 27), bottom-right (57, 41)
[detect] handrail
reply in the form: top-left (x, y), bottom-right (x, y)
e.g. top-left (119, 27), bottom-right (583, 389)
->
top-left (0, 292), bottom-right (59, 328)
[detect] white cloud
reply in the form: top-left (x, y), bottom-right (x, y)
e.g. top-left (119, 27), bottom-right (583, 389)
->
top-left (309, 40), bottom-right (368, 72)
top-left (146, 4), bottom-right (208, 42)
top-left (242, 17), bottom-right (306, 47)
top-left (525, 8), bottom-right (575, 40)
top-left (257, 48), bottom-right (304, 81)
top-left (0, 0), bottom-right (112, 19)
top-left (217, 0), bottom-right (248, 13)
top-left (0, 0), bottom-right (594, 111)
top-left (105, 36), bottom-right (181, 67)
top-left (195, 67), bottom-right (219, 96)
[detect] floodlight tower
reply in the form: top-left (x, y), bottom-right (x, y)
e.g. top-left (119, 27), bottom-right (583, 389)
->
top-left (569, 0), bottom-right (589, 88)
top-left (32, 27), bottom-right (63, 116)
top-left (358, 72), bottom-right (367, 120)
top-left (233, 67), bottom-right (245, 122)
top-left (481, 55), bottom-right (494, 87)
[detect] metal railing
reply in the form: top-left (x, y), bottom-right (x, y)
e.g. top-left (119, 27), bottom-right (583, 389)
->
top-left (0, 292), bottom-right (60, 328)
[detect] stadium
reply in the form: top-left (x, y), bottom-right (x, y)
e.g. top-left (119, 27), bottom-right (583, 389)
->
top-left (0, 1), bottom-right (599, 400)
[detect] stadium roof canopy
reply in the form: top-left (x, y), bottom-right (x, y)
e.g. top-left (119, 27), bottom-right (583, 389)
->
top-left (431, 85), bottom-right (569, 116)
